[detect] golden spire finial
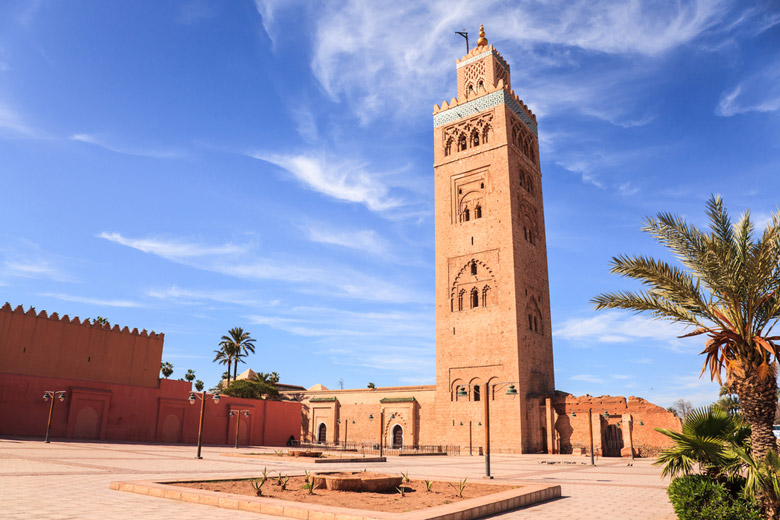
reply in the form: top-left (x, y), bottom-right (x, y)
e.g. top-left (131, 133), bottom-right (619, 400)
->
top-left (477, 24), bottom-right (488, 47)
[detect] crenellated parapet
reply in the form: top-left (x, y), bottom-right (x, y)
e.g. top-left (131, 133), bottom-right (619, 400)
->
top-left (1, 302), bottom-right (163, 339)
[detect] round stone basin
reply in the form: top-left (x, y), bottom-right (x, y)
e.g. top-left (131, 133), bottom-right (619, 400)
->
top-left (312, 472), bottom-right (403, 492)
top-left (290, 451), bottom-right (322, 458)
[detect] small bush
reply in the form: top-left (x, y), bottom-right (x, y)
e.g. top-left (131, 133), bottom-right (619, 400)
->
top-left (667, 475), bottom-right (760, 520)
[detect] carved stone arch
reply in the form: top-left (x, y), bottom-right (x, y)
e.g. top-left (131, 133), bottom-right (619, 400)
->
top-left (518, 199), bottom-right (540, 236)
top-left (469, 377), bottom-right (483, 402)
top-left (486, 375), bottom-right (500, 400)
top-left (470, 127), bottom-right (480, 147)
top-left (470, 287), bottom-right (479, 308)
top-left (458, 289), bottom-right (465, 311)
top-left (444, 136), bottom-right (453, 157)
top-left (525, 296), bottom-right (544, 334)
top-left (451, 259), bottom-right (496, 290)
top-left (457, 131), bottom-right (468, 152)
top-left (482, 285), bottom-right (491, 307)
top-left (482, 123), bottom-right (491, 144)
top-left (451, 378), bottom-right (465, 401)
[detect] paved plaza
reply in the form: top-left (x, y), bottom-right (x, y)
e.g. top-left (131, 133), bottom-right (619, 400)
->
top-left (0, 438), bottom-right (675, 520)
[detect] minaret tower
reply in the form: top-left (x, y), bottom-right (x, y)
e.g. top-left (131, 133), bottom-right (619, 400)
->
top-left (432, 26), bottom-right (555, 453)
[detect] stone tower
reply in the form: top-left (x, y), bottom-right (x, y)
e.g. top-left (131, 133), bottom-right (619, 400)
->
top-left (432, 26), bottom-right (555, 453)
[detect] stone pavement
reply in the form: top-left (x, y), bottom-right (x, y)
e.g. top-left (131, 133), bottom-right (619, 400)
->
top-left (0, 438), bottom-right (675, 520)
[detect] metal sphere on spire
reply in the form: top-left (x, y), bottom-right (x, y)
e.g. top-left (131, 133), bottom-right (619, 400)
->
top-left (477, 24), bottom-right (488, 47)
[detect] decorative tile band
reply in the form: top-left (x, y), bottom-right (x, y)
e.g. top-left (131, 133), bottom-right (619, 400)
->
top-left (457, 50), bottom-right (510, 72)
top-left (433, 90), bottom-right (537, 135)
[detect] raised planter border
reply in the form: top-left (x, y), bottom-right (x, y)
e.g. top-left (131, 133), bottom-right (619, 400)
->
top-left (110, 476), bottom-right (560, 520)
top-left (219, 453), bottom-right (387, 463)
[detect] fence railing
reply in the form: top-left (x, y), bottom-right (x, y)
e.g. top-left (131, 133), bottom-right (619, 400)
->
top-left (290, 440), bottom-right (460, 456)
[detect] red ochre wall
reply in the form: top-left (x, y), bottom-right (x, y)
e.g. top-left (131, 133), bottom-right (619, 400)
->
top-left (0, 372), bottom-right (301, 445)
top-left (0, 304), bottom-right (301, 445)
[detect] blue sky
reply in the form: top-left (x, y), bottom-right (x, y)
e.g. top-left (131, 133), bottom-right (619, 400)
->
top-left (1, 1), bottom-right (779, 407)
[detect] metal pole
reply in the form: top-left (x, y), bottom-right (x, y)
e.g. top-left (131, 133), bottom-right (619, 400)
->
top-left (629, 417), bottom-right (635, 461)
top-left (484, 382), bottom-right (491, 478)
top-left (469, 420), bottom-right (472, 456)
top-left (379, 410), bottom-right (384, 457)
top-left (44, 393), bottom-right (55, 443)
top-left (234, 412), bottom-right (240, 449)
top-left (345, 419), bottom-right (348, 448)
top-left (196, 391), bottom-right (206, 459)
top-left (588, 408), bottom-right (595, 466)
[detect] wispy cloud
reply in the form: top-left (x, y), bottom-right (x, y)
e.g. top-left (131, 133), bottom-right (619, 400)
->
top-left (100, 232), bottom-right (427, 303)
top-left (97, 232), bottom-right (247, 259)
top-left (40, 292), bottom-right (141, 308)
top-left (70, 133), bottom-right (184, 159)
top-left (0, 101), bottom-right (41, 138)
top-left (2, 258), bottom-right (72, 282)
top-left (145, 286), bottom-right (259, 306)
top-left (249, 152), bottom-right (404, 212)
top-left (571, 374), bottom-right (604, 384)
top-left (303, 223), bottom-right (390, 257)
top-left (715, 60), bottom-right (780, 117)
top-left (554, 311), bottom-right (698, 350)
top-left (259, 1), bottom-right (733, 124)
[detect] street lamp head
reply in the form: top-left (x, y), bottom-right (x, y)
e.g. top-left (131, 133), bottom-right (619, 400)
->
top-left (456, 386), bottom-right (468, 397)
top-left (243, 411), bottom-right (249, 417)
top-left (229, 410), bottom-right (235, 416)
top-left (369, 414), bottom-right (374, 419)
top-left (57, 392), bottom-right (66, 402)
top-left (43, 392), bottom-right (51, 401)
top-left (188, 393), bottom-right (196, 404)
top-left (212, 393), bottom-right (220, 403)
top-left (603, 411), bottom-right (609, 418)
top-left (505, 385), bottom-right (518, 396)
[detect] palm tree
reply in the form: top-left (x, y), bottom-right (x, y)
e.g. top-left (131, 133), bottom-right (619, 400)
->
top-left (219, 327), bottom-right (256, 383)
top-left (213, 347), bottom-right (233, 386)
top-left (184, 369), bottom-right (196, 382)
top-left (655, 406), bottom-right (750, 480)
top-left (593, 196), bottom-right (780, 516)
top-left (160, 361), bottom-right (173, 379)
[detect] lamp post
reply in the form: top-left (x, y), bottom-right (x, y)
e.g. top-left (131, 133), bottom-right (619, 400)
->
top-left (379, 410), bottom-right (384, 457)
top-left (229, 410), bottom-right (250, 449)
top-left (456, 381), bottom-right (518, 478)
top-left (42, 390), bottom-right (66, 443)
top-left (188, 391), bottom-right (220, 459)
top-left (337, 418), bottom-right (354, 448)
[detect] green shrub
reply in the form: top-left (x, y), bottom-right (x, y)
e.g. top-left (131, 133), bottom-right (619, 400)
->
top-left (667, 475), bottom-right (760, 520)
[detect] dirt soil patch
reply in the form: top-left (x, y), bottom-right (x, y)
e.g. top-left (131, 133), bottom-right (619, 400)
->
top-left (173, 473), bottom-right (519, 513)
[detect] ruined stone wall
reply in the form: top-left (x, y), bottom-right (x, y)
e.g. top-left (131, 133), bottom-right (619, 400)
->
top-left (0, 303), bottom-right (163, 387)
top-left (552, 394), bottom-right (682, 457)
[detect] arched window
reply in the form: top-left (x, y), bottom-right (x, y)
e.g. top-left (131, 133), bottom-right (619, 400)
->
top-left (473, 384), bottom-right (481, 401)
top-left (471, 288), bottom-right (479, 309)
top-left (478, 80), bottom-right (484, 92)
top-left (317, 423), bottom-right (327, 443)
top-left (534, 316), bottom-right (539, 332)
top-left (470, 261), bottom-right (477, 275)
top-left (444, 138), bottom-right (453, 157)
top-left (475, 205), bottom-right (482, 219)
top-left (471, 129), bottom-right (480, 148)
top-left (458, 134), bottom-right (468, 152)
top-left (463, 208), bottom-right (470, 222)
top-left (482, 285), bottom-right (490, 307)
top-left (528, 314), bottom-right (533, 330)
top-left (482, 125), bottom-right (490, 144)
top-left (458, 290), bottom-right (465, 311)
top-left (524, 227), bottom-right (528, 240)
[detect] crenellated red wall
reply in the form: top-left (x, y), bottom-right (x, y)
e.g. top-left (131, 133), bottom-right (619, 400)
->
top-left (0, 372), bottom-right (301, 445)
top-left (0, 303), bottom-right (301, 446)
top-left (0, 303), bottom-right (163, 388)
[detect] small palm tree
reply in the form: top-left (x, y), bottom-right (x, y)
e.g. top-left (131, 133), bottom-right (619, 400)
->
top-left (184, 369), bottom-right (196, 382)
top-left (655, 406), bottom-right (750, 479)
top-left (220, 327), bottom-right (256, 383)
top-left (213, 346), bottom-right (234, 386)
top-left (160, 361), bottom-right (174, 379)
top-left (194, 379), bottom-right (204, 392)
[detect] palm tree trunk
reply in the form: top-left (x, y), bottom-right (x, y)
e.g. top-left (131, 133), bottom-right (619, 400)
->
top-left (734, 372), bottom-right (779, 518)
top-left (226, 359), bottom-right (232, 387)
top-left (233, 360), bottom-right (238, 382)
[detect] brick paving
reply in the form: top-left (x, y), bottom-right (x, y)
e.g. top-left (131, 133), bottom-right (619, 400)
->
top-left (0, 439), bottom-right (675, 519)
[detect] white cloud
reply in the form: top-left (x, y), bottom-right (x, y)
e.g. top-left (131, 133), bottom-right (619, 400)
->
top-left (0, 101), bottom-right (39, 137)
top-left (70, 133), bottom-right (184, 159)
top-left (250, 152), bottom-right (404, 212)
top-left (571, 374), bottom-right (604, 384)
top-left (303, 224), bottom-right (390, 257)
top-left (145, 286), bottom-right (258, 306)
top-left (259, 1), bottom-right (732, 124)
top-left (97, 232), bottom-right (246, 259)
top-left (554, 311), bottom-right (699, 350)
top-left (3, 259), bottom-right (71, 282)
top-left (715, 61), bottom-right (780, 117)
top-left (100, 232), bottom-right (427, 303)
top-left (40, 292), bottom-right (141, 308)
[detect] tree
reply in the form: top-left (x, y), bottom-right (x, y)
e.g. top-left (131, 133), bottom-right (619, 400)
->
top-left (670, 399), bottom-right (694, 419)
top-left (184, 369), bottom-right (196, 382)
top-left (93, 316), bottom-right (109, 326)
top-left (367, 382), bottom-right (376, 389)
top-left (194, 379), bottom-right (204, 392)
top-left (716, 385), bottom-right (741, 416)
top-left (593, 196), bottom-right (780, 517)
top-left (213, 346), bottom-right (234, 386)
top-left (160, 361), bottom-right (173, 379)
top-left (219, 327), bottom-right (256, 383)
top-left (222, 379), bottom-right (279, 400)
